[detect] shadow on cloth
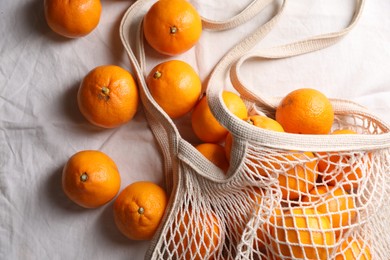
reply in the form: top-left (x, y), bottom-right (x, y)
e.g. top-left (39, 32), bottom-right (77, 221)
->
top-left (19, 0), bottom-right (71, 42)
top-left (44, 165), bottom-right (88, 213)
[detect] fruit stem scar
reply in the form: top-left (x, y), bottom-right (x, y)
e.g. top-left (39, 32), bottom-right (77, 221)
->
top-left (153, 71), bottom-right (162, 79)
top-left (101, 86), bottom-right (110, 95)
top-left (99, 86), bottom-right (110, 101)
top-left (170, 26), bottom-right (178, 34)
top-left (80, 172), bottom-right (88, 182)
top-left (246, 119), bottom-right (254, 125)
top-left (138, 207), bottom-right (145, 214)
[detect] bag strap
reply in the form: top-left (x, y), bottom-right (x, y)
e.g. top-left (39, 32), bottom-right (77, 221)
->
top-left (201, 0), bottom-right (274, 31)
top-left (120, 0), bottom-right (277, 190)
top-left (120, 0), bottom-right (281, 150)
top-left (207, 0), bottom-right (363, 116)
top-left (120, 0), bottom-right (180, 193)
top-left (229, 0), bottom-right (365, 110)
top-left (204, 0), bottom-right (390, 151)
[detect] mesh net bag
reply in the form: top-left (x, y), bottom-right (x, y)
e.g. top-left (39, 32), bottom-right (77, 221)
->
top-left (119, 0), bottom-right (390, 259)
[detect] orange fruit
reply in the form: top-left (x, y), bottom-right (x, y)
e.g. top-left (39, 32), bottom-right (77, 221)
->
top-left (275, 88), bottom-right (334, 134)
top-left (191, 91), bottom-right (248, 143)
top-left (335, 237), bottom-right (372, 260)
top-left (331, 129), bottom-right (357, 135)
top-left (113, 181), bottom-right (168, 240)
top-left (321, 154), bottom-right (370, 191)
top-left (220, 187), bottom-right (263, 256)
top-left (259, 151), bottom-right (317, 201)
top-left (246, 115), bottom-right (285, 132)
top-left (254, 206), bottom-right (283, 252)
top-left (225, 115), bottom-right (284, 161)
top-left (143, 0), bottom-right (202, 56)
top-left (44, 0), bottom-right (101, 38)
top-left (170, 207), bottom-right (222, 260)
top-left (62, 150), bottom-right (121, 208)
top-left (146, 60), bottom-right (201, 119)
top-left (231, 187), bottom-right (264, 236)
top-left (225, 115), bottom-right (284, 168)
top-left (270, 207), bottom-right (336, 259)
top-left (195, 143), bottom-right (229, 173)
top-left (77, 65), bottom-right (139, 128)
top-left (278, 152), bottom-right (318, 200)
top-left (301, 185), bottom-right (357, 238)
top-left (318, 129), bottom-right (370, 191)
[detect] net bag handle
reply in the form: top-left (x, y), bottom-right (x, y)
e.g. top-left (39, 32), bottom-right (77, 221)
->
top-left (120, 0), bottom-right (283, 145)
top-left (206, 0), bottom-right (390, 152)
top-left (119, 0), bottom-right (278, 191)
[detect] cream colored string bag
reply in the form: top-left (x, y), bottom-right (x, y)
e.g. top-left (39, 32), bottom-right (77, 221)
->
top-left (120, 0), bottom-right (390, 259)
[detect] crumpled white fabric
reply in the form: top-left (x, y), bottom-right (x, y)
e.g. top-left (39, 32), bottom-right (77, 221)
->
top-left (1, 0), bottom-right (390, 259)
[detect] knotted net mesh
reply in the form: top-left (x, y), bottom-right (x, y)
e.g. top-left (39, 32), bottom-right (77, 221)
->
top-left (118, 0), bottom-right (390, 258)
top-left (146, 109), bottom-right (390, 260)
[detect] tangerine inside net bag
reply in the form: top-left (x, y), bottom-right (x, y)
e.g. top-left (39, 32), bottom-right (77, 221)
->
top-left (120, 0), bottom-right (390, 259)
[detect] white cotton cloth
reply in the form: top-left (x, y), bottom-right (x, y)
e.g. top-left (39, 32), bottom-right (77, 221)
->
top-left (1, 0), bottom-right (390, 259)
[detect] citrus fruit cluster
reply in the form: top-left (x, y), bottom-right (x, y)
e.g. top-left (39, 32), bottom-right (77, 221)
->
top-left (45, 0), bottom-right (169, 243)
top-left (223, 90), bottom-right (372, 259)
top-left (47, 0), bottom-right (373, 258)
top-left (140, 1), bottom-right (372, 259)
top-left (62, 150), bottom-right (168, 241)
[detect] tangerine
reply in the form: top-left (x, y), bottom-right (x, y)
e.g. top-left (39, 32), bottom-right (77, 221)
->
top-left (279, 152), bottom-right (318, 201)
top-left (146, 60), bottom-right (201, 119)
top-left (335, 237), bottom-right (372, 260)
top-left (275, 88), bottom-right (334, 134)
top-left (259, 151), bottom-right (318, 201)
top-left (143, 0), bottom-right (202, 56)
top-left (246, 115), bottom-right (285, 132)
top-left (301, 185), bottom-right (357, 238)
top-left (62, 150), bottom-right (121, 208)
top-left (225, 115), bottom-right (284, 161)
top-left (77, 65), bottom-right (139, 128)
top-left (271, 207), bottom-right (336, 259)
top-left (113, 181), bottom-right (168, 240)
top-left (255, 206), bottom-right (283, 252)
top-left (44, 0), bottom-right (101, 38)
top-left (170, 207), bottom-right (222, 260)
top-left (195, 143), bottom-right (229, 173)
top-left (191, 91), bottom-right (248, 143)
top-left (231, 187), bottom-right (264, 240)
top-left (318, 129), bottom-right (370, 191)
